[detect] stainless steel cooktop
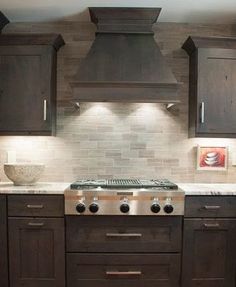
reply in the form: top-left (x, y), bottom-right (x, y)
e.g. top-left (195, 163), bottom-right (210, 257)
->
top-left (65, 179), bottom-right (184, 216)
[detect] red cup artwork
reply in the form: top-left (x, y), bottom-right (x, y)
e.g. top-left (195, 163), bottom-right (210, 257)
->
top-left (197, 146), bottom-right (228, 171)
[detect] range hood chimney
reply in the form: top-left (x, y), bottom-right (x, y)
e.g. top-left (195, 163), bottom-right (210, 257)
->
top-left (71, 7), bottom-right (180, 103)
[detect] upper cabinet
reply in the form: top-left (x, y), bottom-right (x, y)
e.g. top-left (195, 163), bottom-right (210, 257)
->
top-left (0, 11), bottom-right (9, 32)
top-left (0, 34), bottom-right (64, 135)
top-left (183, 36), bottom-right (236, 138)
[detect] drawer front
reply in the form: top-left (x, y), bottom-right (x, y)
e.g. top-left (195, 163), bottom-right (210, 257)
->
top-left (67, 253), bottom-right (180, 287)
top-left (185, 196), bottom-right (236, 218)
top-left (66, 216), bottom-right (182, 252)
top-left (8, 195), bottom-right (64, 217)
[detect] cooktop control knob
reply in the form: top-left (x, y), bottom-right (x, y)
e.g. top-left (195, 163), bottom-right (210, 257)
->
top-left (120, 198), bottom-right (130, 213)
top-left (89, 203), bottom-right (99, 213)
top-left (120, 203), bottom-right (130, 213)
top-left (76, 202), bottom-right (86, 213)
top-left (151, 203), bottom-right (161, 213)
top-left (164, 198), bottom-right (174, 214)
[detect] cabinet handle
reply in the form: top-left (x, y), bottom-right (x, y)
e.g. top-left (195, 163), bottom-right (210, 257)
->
top-left (106, 271), bottom-right (142, 276)
top-left (200, 102), bottom-right (205, 124)
top-left (43, 100), bottom-right (47, 121)
top-left (26, 204), bottom-right (44, 209)
top-left (203, 223), bottom-right (220, 228)
top-left (28, 222), bottom-right (44, 227)
top-left (203, 205), bottom-right (221, 210)
top-left (106, 233), bottom-right (142, 238)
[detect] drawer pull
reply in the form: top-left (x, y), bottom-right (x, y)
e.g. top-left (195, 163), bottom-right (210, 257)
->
top-left (203, 205), bottom-right (221, 210)
top-left (106, 271), bottom-right (142, 276)
top-left (106, 233), bottom-right (142, 238)
top-left (26, 204), bottom-right (44, 209)
top-left (28, 222), bottom-right (44, 227)
top-left (203, 223), bottom-right (220, 228)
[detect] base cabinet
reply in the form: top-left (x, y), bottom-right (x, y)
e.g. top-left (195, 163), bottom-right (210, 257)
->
top-left (8, 217), bottom-right (65, 287)
top-left (66, 216), bottom-right (182, 287)
top-left (67, 253), bottom-right (181, 287)
top-left (0, 195), bottom-right (8, 287)
top-left (182, 218), bottom-right (236, 287)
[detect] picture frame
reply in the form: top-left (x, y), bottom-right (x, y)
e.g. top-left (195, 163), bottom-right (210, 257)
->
top-left (196, 145), bottom-right (228, 171)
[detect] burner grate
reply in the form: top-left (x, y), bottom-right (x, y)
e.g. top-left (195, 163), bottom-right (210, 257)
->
top-left (107, 179), bottom-right (141, 186)
top-left (70, 179), bottom-right (178, 189)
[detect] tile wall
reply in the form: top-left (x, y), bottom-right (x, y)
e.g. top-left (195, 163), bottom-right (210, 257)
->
top-left (1, 20), bottom-right (236, 182)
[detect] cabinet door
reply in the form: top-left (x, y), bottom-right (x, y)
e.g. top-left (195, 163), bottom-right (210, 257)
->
top-left (197, 48), bottom-right (236, 135)
top-left (182, 218), bottom-right (236, 287)
top-left (8, 217), bottom-right (65, 287)
top-left (0, 46), bottom-right (55, 135)
top-left (0, 195), bottom-right (8, 287)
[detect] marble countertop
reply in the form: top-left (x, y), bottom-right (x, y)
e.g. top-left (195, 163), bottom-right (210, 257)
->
top-left (178, 183), bottom-right (236, 196)
top-left (0, 182), bottom-right (236, 196)
top-left (0, 182), bottom-right (70, 194)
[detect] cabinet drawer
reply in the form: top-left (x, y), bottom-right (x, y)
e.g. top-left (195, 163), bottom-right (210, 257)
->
top-left (67, 253), bottom-right (180, 287)
top-left (185, 196), bottom-right (236, 217)
top-left (66, 216), bottom-right (182, 252)
top-left (8, 195), bottom-right (64, 217)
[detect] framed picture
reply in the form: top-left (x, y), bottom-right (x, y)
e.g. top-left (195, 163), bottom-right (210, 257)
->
top-left (197, 146), bottom-right (228, 171)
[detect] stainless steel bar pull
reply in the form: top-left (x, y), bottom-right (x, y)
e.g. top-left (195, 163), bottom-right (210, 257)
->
top-left (43, 100), bottom-right (47, 121)
top-left (27, 204), bottom-right (44, 209)
top-left (28, 222), bottom-right (44, 227)
top-left (106, 271), bottom-right (142, 276)
top-left (106, 233), bottom-right (142, 238)
top-left (203, 205), bottom-right (221, 210)
top-left (200, 102), bottom-right (205, 123)
top-left (203, 223), bottom-right (220, 228)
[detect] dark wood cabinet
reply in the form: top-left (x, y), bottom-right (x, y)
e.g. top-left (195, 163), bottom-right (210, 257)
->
top-left (67, 253), bottom-right (181, 287)
top-left (0, 195), bottom-right (8, 287)
top-left (66, 216), bottom-right (182, 253)
top-left (182, 218), bottom-right (236, 287)
top-left (0, 34), bottom-right (64, 135)
top-left (8, 194), bottom-right (64, 217)
top-left (66, 215), bottom-right (182, 287)
top-left (183, 36), bottom-right (236, 137)
top-left (8, 217), bottom-right (65, 287)
top-left (182, 196), bottom-right (236, 287)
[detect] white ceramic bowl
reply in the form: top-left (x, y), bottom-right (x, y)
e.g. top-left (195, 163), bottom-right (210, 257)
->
top-left (4, 163), bottom-right (45, 186)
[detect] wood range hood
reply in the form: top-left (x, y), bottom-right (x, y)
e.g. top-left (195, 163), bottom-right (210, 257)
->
top-left (71, 7), bottom-right (181, 103)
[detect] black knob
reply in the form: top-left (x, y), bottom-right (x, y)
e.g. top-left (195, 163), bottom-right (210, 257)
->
top-left (164, 204), bottom-right (174, 214)
top-left (151, 203), bottom-right (161, 213)
top-left (76, 203), bottom-right (86, 213)
top-left (89, 203), bottom-right (99, 213)
top-left (120, 203), bottom-right (130, 213)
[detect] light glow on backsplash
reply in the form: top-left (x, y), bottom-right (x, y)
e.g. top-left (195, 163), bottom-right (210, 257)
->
top-left (0, 102), bottom-right (236, 183)
top-left (1, 20), bottom-right (236, 183)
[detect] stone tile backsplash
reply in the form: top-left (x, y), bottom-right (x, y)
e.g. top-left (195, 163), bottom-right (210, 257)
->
top-left (1, 21), bottom-right (236, 183)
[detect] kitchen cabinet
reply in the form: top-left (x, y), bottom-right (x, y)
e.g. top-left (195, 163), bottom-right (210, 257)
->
top-left (182, 196), bottom-right (236, 287)
top-left (67, 253), bottom-right (181, 287)
top-left (8, 195), bottom-right (65, 287)
top-left (0, 195), bottom-right (8, 287)
top-left (0, 34), bottom-right (64, 135)
top-left (66, 215), bottom-right (182, 287)
top-left (182, 36), bottom-right (236, 137)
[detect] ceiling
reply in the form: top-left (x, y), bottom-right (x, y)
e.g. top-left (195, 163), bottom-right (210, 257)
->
top-left (1, 0), bottom-right (236, 24)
